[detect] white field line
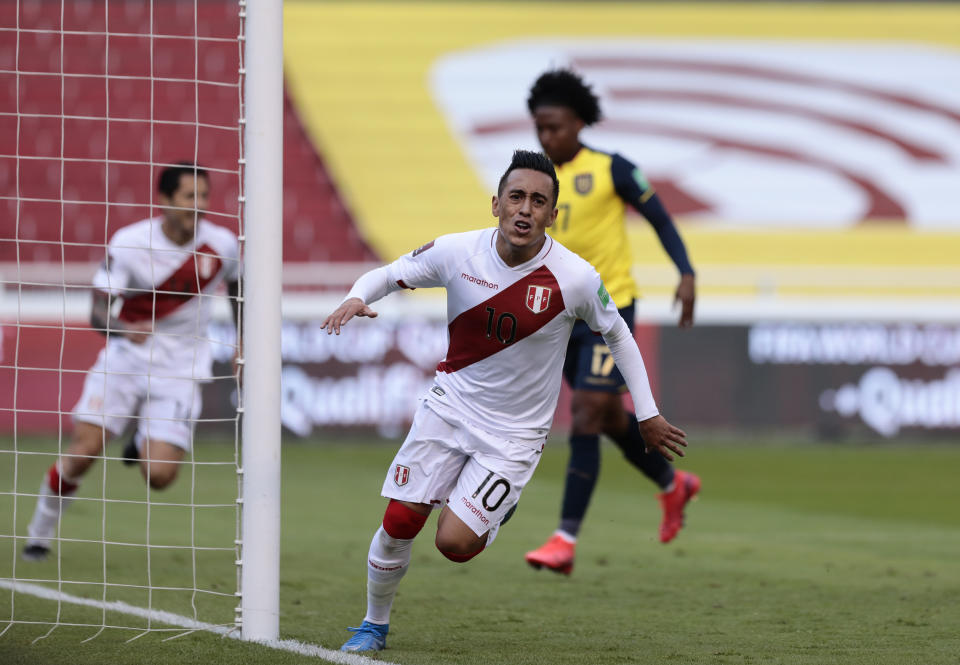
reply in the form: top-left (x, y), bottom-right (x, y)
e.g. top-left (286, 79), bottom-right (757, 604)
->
top-left (0, 579), bottom-right (399, 665)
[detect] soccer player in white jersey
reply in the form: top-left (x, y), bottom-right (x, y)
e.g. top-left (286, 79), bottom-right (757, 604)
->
top-left (22, 163), bottom-right (240, 562)
top-left (322, 150), bottom-right (688, 653)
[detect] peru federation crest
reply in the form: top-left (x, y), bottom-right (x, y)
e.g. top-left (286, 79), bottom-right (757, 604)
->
top-left (526, 285), bottom-right (552, 313)
top-left (198, 253), bottom-right (217, 279)
top-left (394, 464), bottom-right (410, 487)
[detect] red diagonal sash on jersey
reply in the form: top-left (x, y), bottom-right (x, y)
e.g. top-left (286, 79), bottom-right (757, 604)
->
top-left (438, 265), bottom-right (565, 373)
top-left (118, 244), bottom-right (223, 322)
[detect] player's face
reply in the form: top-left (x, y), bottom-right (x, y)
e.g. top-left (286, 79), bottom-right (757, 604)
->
top-left (533, 105), bottom-right (584, 165)
top-left (492, 168), bottom-right (557, 261)
top-left (161, 173), bottom-right (209, 238)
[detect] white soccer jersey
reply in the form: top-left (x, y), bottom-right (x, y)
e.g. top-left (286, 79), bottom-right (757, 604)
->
top-left (348, 228), bottom-right (658, 448)
top-left (92, 216), bottom-right (240, 380)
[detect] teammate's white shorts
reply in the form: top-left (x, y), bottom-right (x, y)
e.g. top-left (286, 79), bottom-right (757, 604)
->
top-left (72, 347), bottom-right (202, 451)
top-left (381, 401), bottom-right (543, 537)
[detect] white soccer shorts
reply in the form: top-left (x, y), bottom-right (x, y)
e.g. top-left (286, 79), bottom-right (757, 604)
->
top-left (72, 347), bottom-right (202, 451)
top-left (381, 401), bottom-right (542, 537)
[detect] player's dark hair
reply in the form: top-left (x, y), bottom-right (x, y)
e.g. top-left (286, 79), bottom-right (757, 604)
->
top-left (527, 69), bottom-right (602, 126)
top-left (158, 162), bottom-right (209, 197)
top-left (497, 149), bottom-right (560, 205)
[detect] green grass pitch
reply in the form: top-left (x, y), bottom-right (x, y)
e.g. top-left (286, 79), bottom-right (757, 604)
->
top-left (1, 433), bottom-right (958, 665)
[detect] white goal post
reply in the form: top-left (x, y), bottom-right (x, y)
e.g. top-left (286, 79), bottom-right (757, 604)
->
top-left (0, 0), bottom-right (282, 646)
top-left (238, 0), bottom-right (282, 643)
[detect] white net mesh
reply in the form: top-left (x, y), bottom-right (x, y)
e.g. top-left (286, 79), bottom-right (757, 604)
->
top-left (0, 0), bottom-right (246, 640)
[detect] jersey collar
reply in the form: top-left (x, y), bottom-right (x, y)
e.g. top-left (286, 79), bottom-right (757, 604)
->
top-left (488, 227), bottom-right (554, 272)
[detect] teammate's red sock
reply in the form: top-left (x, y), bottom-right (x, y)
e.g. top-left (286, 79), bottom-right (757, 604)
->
top-left (47, 463), bottom-right (78, 496)
top-left (382, 499), bottom-right (428, 539)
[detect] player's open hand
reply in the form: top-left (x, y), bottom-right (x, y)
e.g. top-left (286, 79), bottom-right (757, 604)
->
top-left (637, 414), bottom-right (687, 462)
top-left (674, 274), bottom-right (696, 328)
top-left (321, 297), bottom-right (378, 335)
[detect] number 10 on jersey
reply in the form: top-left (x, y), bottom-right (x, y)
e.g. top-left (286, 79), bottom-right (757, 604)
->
top-left (485, 306), bottom-right (517, 344)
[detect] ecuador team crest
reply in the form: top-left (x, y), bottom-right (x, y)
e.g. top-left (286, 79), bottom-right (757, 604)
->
top-left (394, 464), bottom-right (410, 486)
top-left (526, 285), bottom-right (552, 313)
top-left (574, 173), bottom-right (593, 195)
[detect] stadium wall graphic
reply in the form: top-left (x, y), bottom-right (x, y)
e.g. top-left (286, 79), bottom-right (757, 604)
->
top-left (3, 320), bottom-right (958, 440)
top-left (284, 2), bottom-right (960, 277)
top-left (431, 40), bottom-right (960, 228)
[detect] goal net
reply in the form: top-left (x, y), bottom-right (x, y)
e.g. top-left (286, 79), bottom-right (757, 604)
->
top-left (0, 0), bottom-right (280, 643)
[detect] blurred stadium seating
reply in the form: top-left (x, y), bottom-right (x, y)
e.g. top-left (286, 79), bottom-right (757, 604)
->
top-left (0, 0), bottom-right (375, 288)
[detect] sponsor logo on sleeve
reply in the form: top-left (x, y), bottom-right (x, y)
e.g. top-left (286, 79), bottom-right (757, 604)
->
top-left (526, 285), bottom-right (552, 313)
top-left (597, 283), bottom-right (611, 308)
top-left (631, 167), bottom-right (651, 192)
top-left (394, 464), bottom-right (410, 486)
top-left (412, 240), bottom-right (435, 257)
top-left (574, 173), bottom-right (593, 195)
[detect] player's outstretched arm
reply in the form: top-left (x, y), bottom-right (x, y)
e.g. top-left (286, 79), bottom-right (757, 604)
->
top-left (612, 156), bottom-right (695, 329)
top-left (637, 414), bottom-right (687, 462)
top-left (674, 273), bottom-right (696, 328)
top-left (321, 297), bottom-right (378, 335)
top-left (321, 262), bottom-right (412, 336)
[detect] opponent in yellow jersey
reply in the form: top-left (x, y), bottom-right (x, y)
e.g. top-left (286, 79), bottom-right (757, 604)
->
top-left (524, 70), bottom-right (700, 577)
top-left (550, 146), bottom-right (640, 308)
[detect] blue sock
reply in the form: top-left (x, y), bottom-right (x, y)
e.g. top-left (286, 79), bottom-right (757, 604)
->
top-left (610, 414), bottom-right (675, 490)
top-left (558, 434), bottom-right (600, 538)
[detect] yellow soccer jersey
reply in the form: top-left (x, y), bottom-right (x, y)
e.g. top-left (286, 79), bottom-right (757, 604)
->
top-left (548, 146), bottom-right (649, 308)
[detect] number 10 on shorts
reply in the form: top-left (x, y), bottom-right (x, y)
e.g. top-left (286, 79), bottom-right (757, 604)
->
top-left (472, 471), bottom-right (510, 511)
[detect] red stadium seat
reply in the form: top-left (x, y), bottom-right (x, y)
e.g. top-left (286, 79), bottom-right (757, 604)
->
top-left (1, 0), bottom-right (376, 273)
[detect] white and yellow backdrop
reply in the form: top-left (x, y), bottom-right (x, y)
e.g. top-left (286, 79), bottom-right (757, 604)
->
top-left (285, 2), bottom-right (960, 314)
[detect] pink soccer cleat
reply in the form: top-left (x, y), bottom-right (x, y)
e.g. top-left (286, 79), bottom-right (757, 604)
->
top-left (658, 470), bottom-right (701, 543)
top-left (525, 533), bottom-right (575, 575)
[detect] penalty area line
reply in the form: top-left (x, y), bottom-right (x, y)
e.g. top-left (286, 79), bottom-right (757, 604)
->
top-left (0, 579), bottom-right (399, 665)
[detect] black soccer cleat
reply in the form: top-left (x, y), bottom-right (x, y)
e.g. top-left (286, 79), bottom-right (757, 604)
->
top-left (121, 436), bottom-right (139, 466)
top-left (21, 543), bottom-right (50, 562)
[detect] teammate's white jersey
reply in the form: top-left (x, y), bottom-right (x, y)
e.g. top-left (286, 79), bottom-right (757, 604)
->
top-left (348, 228), bottom-right (658, 448)
top-left (92, 216), bottom-right (240, 380)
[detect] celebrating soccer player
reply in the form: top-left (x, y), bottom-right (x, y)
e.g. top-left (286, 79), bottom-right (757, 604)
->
top-left (22, 163), bottom-right (240, 562)
top-left (523, 69), bottom-right (700, 576)
top-left (323, 149), bottom-right (688, 652)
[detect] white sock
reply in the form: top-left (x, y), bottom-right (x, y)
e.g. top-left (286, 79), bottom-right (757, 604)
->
top-left (363, 526), bottom-right (414, 625)
top-left (555, 529), bottom-right (577, 544)
top-left (26, 463), bottom-right (78, 546)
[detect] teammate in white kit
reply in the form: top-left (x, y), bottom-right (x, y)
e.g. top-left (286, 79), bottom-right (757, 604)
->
top-left (22, 163), bottom-right (240, 562)
top-left (323, 150), bottom-right (688, 653)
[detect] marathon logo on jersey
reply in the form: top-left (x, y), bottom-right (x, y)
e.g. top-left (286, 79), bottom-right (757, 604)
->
top-left (461, 272), bottom-right (499, 289)
top-left (394, 464), bottom-right (410, 487)
top-left (574, 173), bottom-right (593, 195)
top-left (412, 240), bottom-right (435, 257)
top-left (526, 285), bottom-right (552, 314)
